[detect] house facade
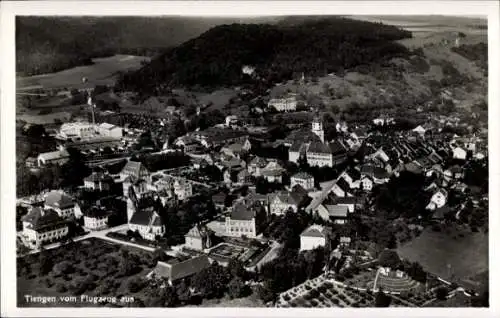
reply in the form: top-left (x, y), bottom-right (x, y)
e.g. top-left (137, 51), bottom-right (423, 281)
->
top-left (300, 225), bottom-right (328, 251)
top-left (44, 190), bottom-right (78, 219)
top-left (268, 96), bottom-right (298, 112)
top-left (128, 207), bottom-right (165, 241)
top-left (291, 172), bottom-right (314, 191)
top-left (225, 202), bottom-right (258, 238)
top-left (21, 208), bottom-right (69, 249)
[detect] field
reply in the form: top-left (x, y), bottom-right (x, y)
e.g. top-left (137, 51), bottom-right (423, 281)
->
top-left (17, 238), bottom-right (156, 307)
top-left (17, 55), bottom-right (149, 91)
top-left (397, 226), bottom-right (488, 285)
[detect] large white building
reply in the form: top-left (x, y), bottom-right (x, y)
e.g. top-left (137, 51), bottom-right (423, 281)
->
top-left (225, 201), bottom-right (260, 238)
top-left (59, 122), bottom-right (96, 140)
top-left (83, 206), bottom-right (109, 231)
top-left (21, 207), bottom-right (69, 249)
top-left (268, 95), bottom-right (298, 112)
top-left (98, 123), bottom-right (123, 138)
top-left (300, 224), bottom-right (328, 252)
top-left (288, 116), bottom-right (347, 167)
top-left (37, 149), bottom-right (70, 167)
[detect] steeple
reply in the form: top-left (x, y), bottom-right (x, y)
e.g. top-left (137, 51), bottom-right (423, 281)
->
top-left (311, 113), bottom-right (325, 143)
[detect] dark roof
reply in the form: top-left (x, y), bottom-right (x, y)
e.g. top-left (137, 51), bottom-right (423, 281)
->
top-left (307, 141), bottom-right (332, 154)
top-left (83, 206), bottom-right (109, 218)
top-left (285, 128), bottom-right (319, 145)
top-left (345, 168), bottom-right (361, 181)
top-left (121, 160), bottom-right (149, 180)
top-left (44, 191), bottom-right (75, 209)
top-left (292, 171), bottom-right (313, 180)
top-left (230, 202), bottom-right (255, 220)
top-left (329, 140), bottom-right (347, 155)
top-left (360, 165), bottom-right (389, 179)
top-left (129, 207), bottom-right (163, 227)
top-left (289, 141), bottom-right (305, 152)
top-left (21, 208), bottom-right (67, 231)
top-left (433, 206), bottom-right (451, 219)
top-left (325, 204), bottom-right (349, 218)
top-left (335, 178), bottom-right (351, 193)
top-left (333, 196), bottom-right (358, 205)
top-left (301, 225), bottom-right (327, 238)
top-left (211, 192), bottom-right (227, 204)
top-left (154, 255), bottom-right (211, 282)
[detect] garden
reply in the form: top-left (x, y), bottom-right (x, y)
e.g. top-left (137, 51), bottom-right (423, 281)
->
top-left (17, 238), bottom-right (160, 307)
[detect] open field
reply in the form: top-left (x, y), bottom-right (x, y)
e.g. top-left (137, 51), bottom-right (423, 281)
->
top-left (397, 227), bottom-right (488, 284)
top-left (17, 55), bottom-right (149, 91)
top-left (17, 238), bottom-right (155, 307)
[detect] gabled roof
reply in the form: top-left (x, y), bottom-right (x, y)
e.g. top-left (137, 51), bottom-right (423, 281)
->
top-left (154, 255), bottom-right (211, 282)
top-left (211, 192), bottom-right (227, 204)
top-left (307, 141), bottom-right (332, 154)
top-left (335, 178), bottom-right (351, 193)
top-left (333, 196), bottom-right (358, 205)
top-left (329, 140), bottom-right (347, 155)
top-left (129, 207), bottom-right (163, 227)
top-left (121, 160), bottom-right (149, 180)
top-left (21, 207), bottom-right (66, 231)
top-left (325, 204), bottom-right (349, 218)
top-left (37, 149), bottom-right (70, 161)
top-left (344, 168), bottom-right (361, 181)
top-left (301, 224), bottom-right (327, 238)
top-left (83, 206), bottom-right (109, 218)
top-left (185, 225), bottom-right (203, 238)
top-left (45, 190), bottom-right (75, 209)
top-left (249, 156), bottom-right (268, 167)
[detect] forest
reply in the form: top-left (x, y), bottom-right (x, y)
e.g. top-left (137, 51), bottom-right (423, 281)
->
top-left (16, 17), bottom-right (254, 76)
top-left (116, 17), bottom-right (412, 93)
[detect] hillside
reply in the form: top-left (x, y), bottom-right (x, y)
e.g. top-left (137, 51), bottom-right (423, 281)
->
top-left (16, 16), bottom-right (281, 76)
top-left (116, 17), bottom-right (413, 93)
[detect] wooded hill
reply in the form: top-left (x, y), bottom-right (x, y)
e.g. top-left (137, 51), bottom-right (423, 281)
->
top-left (116, 17), bottom-right (413, 93)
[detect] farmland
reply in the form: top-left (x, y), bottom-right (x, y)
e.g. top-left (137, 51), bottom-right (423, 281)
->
top-left (17, 55), bottom-right (149, 91)
top-left (397, 226), bottom-right (488, 284)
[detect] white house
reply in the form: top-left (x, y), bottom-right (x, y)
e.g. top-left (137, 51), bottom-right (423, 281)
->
top-left (225, 201), bottom-right (260, 238)
top-left (453, 147), bottom-right (467, 160)
top-left (426, 189), bottom-right (448, 210)
top-left (360, 176), bottom-right (374, 191)
top-left (268, 191), bottom-right (302, 215)
top-left (37, 149), bottom-right (70, 167)
top-left (291, 172), bottom-right (315, 191)
top-left (300, 224), bottom-right (328, 251)
top-left (83, 206), bottom-right (109, 231)
top-left (21, 207), bottom-right (68, 249)
top-left (412, 125), bottom-right (427, 136)
top-left (44, 190), bottom-right (78, 219)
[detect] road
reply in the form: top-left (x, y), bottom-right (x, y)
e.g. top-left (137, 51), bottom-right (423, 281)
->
top-left (22, 224), bottom-right (159, 255)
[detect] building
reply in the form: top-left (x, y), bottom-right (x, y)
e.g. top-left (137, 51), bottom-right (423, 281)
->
top-left (268, 95), bottom-right (298, 112)
top-left (128, 207), bottom-right (165, 241)
top-left (300, 225), bottom-right (328, 252)
top-left (83, 172), bottom-right (116, 192)
top-left (184, 225), bottom-right (212, 251)
top-left (151, 255), bottom-right (211, 286)
top-left (247, 156), bottom-right (269, 177)
top-left (58, 122), bottom-right (95, 140)
top-left (21, 207), bottom-right (69, 249)
top-left (44, 190), bottom-right (78, 219)
top-left (37, 149), bottom-right (70, 166)
top-left (98, 123), bottom-right (123, 138)
top-left (120, 160), bottom-right (150, 181)
top-left (288, 116), bottom-right (347, 167)
top-left (268, 191), bottom-right (302, 215)
top-left (225, 202), bottom-right (260, 238)
top-left (426, 189), bottom-right (448, 210)
top-left (83, 205), bottom-right (109, 231)
top-left (260, 161), bottom-right (285, 183)
top-left (291, 172), bottom-right (315, 191)
top-left (453, 147), bottom-right (467, 160)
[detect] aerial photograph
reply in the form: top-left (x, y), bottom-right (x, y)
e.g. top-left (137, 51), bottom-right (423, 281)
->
top-left (14, 14), bottom-right (488, 308)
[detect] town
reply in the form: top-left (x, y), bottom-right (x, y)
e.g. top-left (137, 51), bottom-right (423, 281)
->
top-left (14, 15), bottom-right (488, 309)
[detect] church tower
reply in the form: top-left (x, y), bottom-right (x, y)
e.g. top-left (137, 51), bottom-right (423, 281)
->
top-left (311, 114), bottom-right (325, 143)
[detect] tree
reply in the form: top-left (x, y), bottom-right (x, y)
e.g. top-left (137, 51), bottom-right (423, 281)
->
top-left (375, 291), bottom-right (391, 307)
top-left (52, 261), bottom-right (75, 276)
top-left (378, 250), bottom-right (401, 269)
top-left (228, 277), bottom-right (246, 299)
top-left (436, 287), bottom-right (448, 301)
top-left (38, 249), bottom-right (54, 275)
top-left (228, 259), bottom-right (247, 279)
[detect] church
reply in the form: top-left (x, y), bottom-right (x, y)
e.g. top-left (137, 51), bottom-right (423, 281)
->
top-left (288, 115), bottom-right (347, 168)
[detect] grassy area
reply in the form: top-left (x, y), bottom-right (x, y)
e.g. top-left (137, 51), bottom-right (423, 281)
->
top-left (397, 226), bottom-right (488, 283)
top-left (195, 294), bottom-right (264, 307)
top-left (17, 55), bottom-right (149, 91)
top-left (17, 238), bottom-right (156, 307)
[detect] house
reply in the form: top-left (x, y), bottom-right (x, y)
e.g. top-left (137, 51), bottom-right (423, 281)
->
top-left (268, 95), bottom-right (298, 112)
top-left (21, 207), bottom-right (69, 249)
top-left (426, 189), bottom-right (448, 210)
top-left (360, 164), bottom-right (390, 184)
top-left (425, 164), bottom-right (444, 178)
top-left (98, 123), bottom-right (123, 138)
top-left (268, 191), bottom-right (302, 215)
top-left (300, 225), bottom-right (328, 251)
top-left (83, 172), bottom-right (116, 192)
top-left (212, 192), bottom-right (228, 209)
top-left (37, 149), bottom-right (70, 166)
top-left (225, 201), bottom-right (261, 238)
top-left (291, 172), bottom-right (315, 191)
top-left (339, 236), bottom-right (352, 247)
top-left (151, 255), bottom-right (211, 286)
top-left (447, 165), bottom-right (465, 180)
top-left (221, 140), bottom-right (251, 159)
top-left (173, 178), bottom-right (193, 201)
top-left (331, 178), bottom-right (353, 197)
top-left (185, 225), bottom-right (212, 251)
top-left (120, 160), bottom-right (150, 182)
top-left (314, 203), bottom-right (350, 224)
top-left (237, 169), bottom-right (253, 184)
top-left (83, 205), bottom-right (109, 231)
top-left (260, 161), bottom-right (284, 183)
top-left (453, 147), bottom-right (467, 160)
top-left (247, 156), bottom-right (269, 177)
top-left (225, 115), bottom-right (239, 126)
top-left (128, 207), bottom-right (165, 241)
top-left (339, 168), bottom-right (362, 189)
top-left (44, 190), bottom-right (78, 219)
top-left (412, 125), bottom-right (427, 136)
top-left (360, 176), bottom-right (374, 191)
